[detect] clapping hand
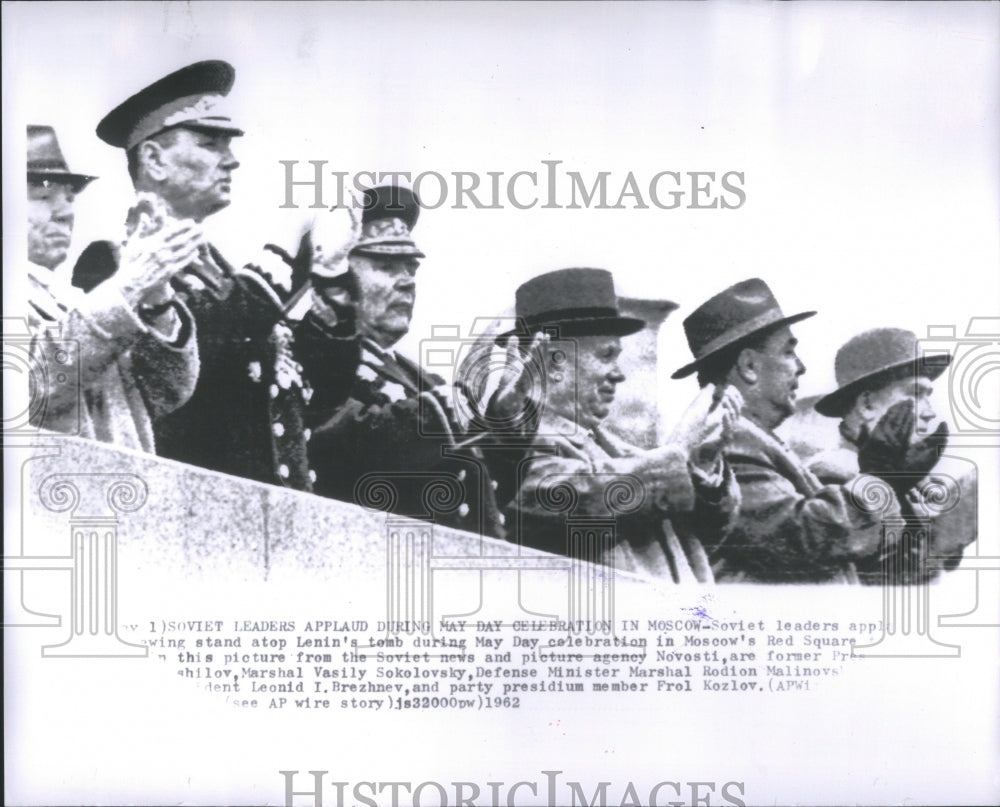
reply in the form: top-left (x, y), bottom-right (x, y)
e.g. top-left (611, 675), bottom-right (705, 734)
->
top-left (117, 216), bottom-right (203, 307)
top-left (490, 332), bottom-right (550, 424)
top-left (858, 400), bottom-right (948, 496)
top-left (670, 383), bottom-right (743, 473)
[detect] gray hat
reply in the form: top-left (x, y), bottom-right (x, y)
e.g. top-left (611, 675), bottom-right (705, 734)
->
top-left (498, 267), bottom-right (646, 342)
top-left (672, 278), bottom-right (815, 379)
top-left (27, 125), bottom-right (96, 192)
top-left (815, 327), bottom-right (952, 418)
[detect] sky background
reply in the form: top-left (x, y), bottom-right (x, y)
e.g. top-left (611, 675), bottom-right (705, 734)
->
top-left (4, 4), bottom-right (999, 806)
top-left (4, 1), bottom-right (998, 429)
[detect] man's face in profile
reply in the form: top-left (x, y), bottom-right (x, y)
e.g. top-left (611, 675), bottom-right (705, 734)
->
top-left (28, 180), bottom-right (76, 270)
top-left (746, 325), bottom-right (806, 426)
top-left (151, 127), bottom-right (240, 222)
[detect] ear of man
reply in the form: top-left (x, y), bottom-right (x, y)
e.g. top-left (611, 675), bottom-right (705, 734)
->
top-left (136, 140), bottom-right (169, 183)
top-left (734, 346), bottom-right (759, 385)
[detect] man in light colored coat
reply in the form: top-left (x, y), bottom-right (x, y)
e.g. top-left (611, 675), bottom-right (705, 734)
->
top-left (26, 124), bottom-right (199, 452)
top-left (506, 268), bottom-right (741, 583)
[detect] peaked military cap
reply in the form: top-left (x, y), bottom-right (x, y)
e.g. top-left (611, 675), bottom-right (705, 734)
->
top-left (351, 184), bottom-right (424, 258)
top-left (27, 125), bottom-right (96, 191)
top-left (97, 60), bottom-right (244, 150)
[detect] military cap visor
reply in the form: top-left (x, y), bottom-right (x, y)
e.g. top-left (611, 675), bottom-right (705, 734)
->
top-left (97, 60), bottom-right (243, 149)
top-left (350, 184), bottom-right (424, 259)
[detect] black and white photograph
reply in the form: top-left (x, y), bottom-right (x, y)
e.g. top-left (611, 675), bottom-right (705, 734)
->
top-left (4, 2), bottom-right (999, 805)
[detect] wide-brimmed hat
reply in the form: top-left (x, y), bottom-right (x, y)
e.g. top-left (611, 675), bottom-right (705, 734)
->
top-left (27, 125), bottom-right (96, 192)
top-left (672, 277), bottom-right (816, 379)
top-left (97, 60), bottom-right (244, 150)
top-left (499, 267), bottom-right (645, 342)
top-left (814, 328), bottom-right (952, 418)
top-left (349, 184), bottom-right (425, 260)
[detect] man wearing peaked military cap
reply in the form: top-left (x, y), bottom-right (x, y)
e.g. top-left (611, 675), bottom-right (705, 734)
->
top-left (504, 268), bottom-right (743, 582)
top-left (76, 60), bottom-right (316, 491)
top-left (299, 183), bottom-right (543, 539)
top-left (809, 328), bottom-right (975, 583)
top-left (674, 278), bottom-right (901, 583)
top-left (24, 125), bottom-right (200, 453)
top-left (95, 60), bottom-right (243, 151)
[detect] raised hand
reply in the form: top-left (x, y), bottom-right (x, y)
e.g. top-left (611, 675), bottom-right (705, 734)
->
top-left (248, 244), bottom-right (295, 292)
top-left (311, 193), bottom-right (364, 278)
top-left (490, 332), bottom-right (549, 423)
top-left (858, 400), bottom-right (948, 495)
top-left (670, 383), bottom-right (743, 472)
top-left (905, 419), bottom-right (948, 478)
top-left (116, 218), bottom-right (203, 307)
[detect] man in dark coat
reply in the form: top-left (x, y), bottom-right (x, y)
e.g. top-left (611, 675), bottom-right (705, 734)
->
top-left (298, 184), bottom-right (543, 538)
top-left (78, 60), bottom-right (315, 491)
top-left (809, 327), bottom-right (975, 583)
top-left (673, 278), bottom-right (900, 583)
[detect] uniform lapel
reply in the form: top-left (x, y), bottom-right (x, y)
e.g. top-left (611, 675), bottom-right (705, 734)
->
top-left (359, 339), bottom-right (420, 396)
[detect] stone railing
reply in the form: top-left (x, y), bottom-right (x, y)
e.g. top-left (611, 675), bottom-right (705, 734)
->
top-left (6, 435), bottom-right (647, 655)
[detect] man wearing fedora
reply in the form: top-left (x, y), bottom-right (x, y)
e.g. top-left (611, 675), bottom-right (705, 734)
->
top-left (300, 184), bottom-right (543, 538)
top-left (82, 60), bottom-right (317, 491)
top-left (25, 124), bottom-right (201, 452)
top-left (810, 328), bottom-right (975, 583)
top-left (504, 268), bottom-right (742, 582)
top-left (674, 278), bottom-right (899, 584)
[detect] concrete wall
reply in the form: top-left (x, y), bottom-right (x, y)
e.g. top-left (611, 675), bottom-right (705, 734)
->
top-left (15, 435), bottom-right (555, 584)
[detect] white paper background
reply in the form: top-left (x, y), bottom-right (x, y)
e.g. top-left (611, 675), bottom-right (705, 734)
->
top-left (4, 2), bottom-right (999, 805)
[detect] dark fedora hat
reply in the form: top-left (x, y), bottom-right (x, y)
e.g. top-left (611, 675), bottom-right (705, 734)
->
top-left (349, 184), bottom-right (425, 261)
top-left (97, 60), bottom-right (244, 150)
top-left (814, 328), bottom-right (952, 418)
top-left (672, 277), bottom-right (816, 379)
top-left (27, 125), bottom-right (96, 192)
top-left (499, 267), bottom-right (645, 342)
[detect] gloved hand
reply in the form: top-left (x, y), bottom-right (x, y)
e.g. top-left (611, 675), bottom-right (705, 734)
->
top-left (237, 233), bottom-right (317, 326)
top-left (857, 400), bottom-right (948, 496)
top-left (259, 234), bottom-right (313, 296)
